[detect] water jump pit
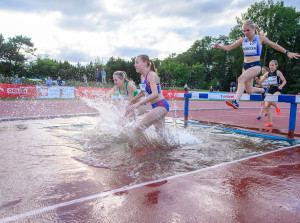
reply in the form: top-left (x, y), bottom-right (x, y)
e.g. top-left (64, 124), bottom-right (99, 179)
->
top-left (0, 99), bottom-right (299, 222)
top-left (1, 115), bottom-right (300, 222)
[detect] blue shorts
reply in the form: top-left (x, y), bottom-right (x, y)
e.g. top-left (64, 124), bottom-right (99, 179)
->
top-left (243, 61), bottom-right (261, 70)
top-left (151, 99), bottom-right (169, 111)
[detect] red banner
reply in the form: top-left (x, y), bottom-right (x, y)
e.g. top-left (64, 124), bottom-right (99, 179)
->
top-left (0, 84), bottom-right (37, 98)
top-left (162, 90), bottom-right (186, 99)
top-left (75, 87), bottom-right (111, 98)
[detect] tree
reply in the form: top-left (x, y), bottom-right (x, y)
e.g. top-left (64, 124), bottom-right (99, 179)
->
top-left (0, 34), bottom-right (36, 76)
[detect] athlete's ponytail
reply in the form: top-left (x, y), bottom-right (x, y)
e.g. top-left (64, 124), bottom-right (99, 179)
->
top-left (149, 60), bottom-right (157, 73)
top-left (243, 20), bottom-right (267, 36)
top-left (137, 54), bottom-right (158, 74)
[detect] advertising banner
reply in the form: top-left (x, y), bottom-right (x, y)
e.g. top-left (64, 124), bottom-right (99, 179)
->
top-left (162, 90), bottom-right (186, 100)
top-left (0, 84), bottom-right (37, 98)
top-left (36, 86), bottom-right (75, 98)
top-left (75, 87), bottom-right (111, 98)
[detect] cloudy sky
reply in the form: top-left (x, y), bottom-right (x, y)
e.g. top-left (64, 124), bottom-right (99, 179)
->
top-left (0, 0), bottom-right (299, 64)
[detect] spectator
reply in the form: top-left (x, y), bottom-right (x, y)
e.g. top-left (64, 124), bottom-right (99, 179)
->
top-left (232, 82), bottom-right (236, 92)
top-left (101, 68), bottom-right (106, 84)
top-left (95, 68), bottom-right (100, 83)
top-left (13, 74), bottom-right (22, 84)
top-left (216, 81), bottom-right (220, 92)
top-left (57, 76), bottom-right (63, 86)
top-left (46, 76), bottom-right (52, 87)
top-left (209, 86), bottom-right (213, 92)
top-left (184, 83), bottom-right (189, 91)
top-left (82, 74), bottom-right (87, 83)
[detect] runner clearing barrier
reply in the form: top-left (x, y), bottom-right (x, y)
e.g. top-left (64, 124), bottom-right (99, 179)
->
top-left (214, 20), bottom-right (300, 109)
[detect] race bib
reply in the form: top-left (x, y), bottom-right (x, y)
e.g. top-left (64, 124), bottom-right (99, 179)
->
top-left (243, 41), bottom-right (258, 55)
top-left (139, 83), bottom-right (149, 96)
top-left (268, 76), bottom-right (279, 86)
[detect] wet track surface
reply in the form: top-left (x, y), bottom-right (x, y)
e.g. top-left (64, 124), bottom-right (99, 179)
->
top-left (0, 99), bottom-right (299, 222)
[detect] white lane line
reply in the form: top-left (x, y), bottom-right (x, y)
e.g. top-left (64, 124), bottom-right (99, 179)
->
top-left (0, 144), bottom-right (299, 223)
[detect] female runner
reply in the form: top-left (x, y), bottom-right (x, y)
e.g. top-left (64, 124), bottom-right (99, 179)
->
top-left (214, 20), bottom-right (299, 109)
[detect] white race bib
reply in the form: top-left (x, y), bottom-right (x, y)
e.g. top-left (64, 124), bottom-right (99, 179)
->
top-left (243, 41), bottom-right (258, 55)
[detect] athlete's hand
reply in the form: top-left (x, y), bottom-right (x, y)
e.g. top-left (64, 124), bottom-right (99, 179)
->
top-left (214, 43), bottom-right (221, 49)
top-left (287, 52), bottom-right (300, 59)
top-left (126, 104), bottom-right (137, 115)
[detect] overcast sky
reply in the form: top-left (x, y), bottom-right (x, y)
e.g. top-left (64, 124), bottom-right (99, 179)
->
top-left (0, 0), bottom-right (299, 64)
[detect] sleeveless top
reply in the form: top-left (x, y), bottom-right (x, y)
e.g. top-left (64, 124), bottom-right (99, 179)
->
top-left (242, 35), bottom-right (262, 57)
top-left (118, 82), bottom-right (139, 100)
top-left (139, 71), bottom-right (161, 96)
top-left (267, 70), bottom-right (281, 86)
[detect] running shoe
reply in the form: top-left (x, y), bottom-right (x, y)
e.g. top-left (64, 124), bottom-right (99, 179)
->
top-left (225, 100), bottom-right (239, 109)
top-left (261, 87), bottom-right (268, 100)
top-left (276, 106), bottom-right (280, 115)
top-left (257, 116), bottom-right (262, 120)
top-left (264, 122), bottom-right (273, 127)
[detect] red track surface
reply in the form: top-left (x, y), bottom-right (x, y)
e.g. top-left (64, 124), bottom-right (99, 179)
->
top-left (0, 99), bottom-right (299, 222)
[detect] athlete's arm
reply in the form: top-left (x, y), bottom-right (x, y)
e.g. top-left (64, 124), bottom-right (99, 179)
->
top-left (136, 71), bottom-right (159, 106)
top-left (256, 73), bottom-right (268, 85)
top-left (127, 82), bottom-right (135, 102)
top-left (277, 71), bottom-right (287, 90)
top-left (214, 38), bottom-right (244, 51)
top-left (261, 36), bottom-right (300, 59)
top-left (103, 86), bottom-right (117, 100)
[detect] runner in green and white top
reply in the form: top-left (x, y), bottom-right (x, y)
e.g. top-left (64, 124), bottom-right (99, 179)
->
top-left (106, 71), bottom-right (146, 118)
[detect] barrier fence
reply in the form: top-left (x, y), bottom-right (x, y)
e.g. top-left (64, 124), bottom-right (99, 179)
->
top-left (1, 84), bottom-right (298, 138)
top-left (0, 84), bottom-right (187, 100)
top-left (181, 92), bottom-right (299, 139)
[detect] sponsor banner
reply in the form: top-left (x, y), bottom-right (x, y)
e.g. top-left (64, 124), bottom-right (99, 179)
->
top-left (75, 87), bottom-right (111, 98)
top-left (36, 86), bottom-right (75, 98)
top-left (0, 84), bottom-right (37, 98)
top-left (162, 90), bottom-right (186, 99)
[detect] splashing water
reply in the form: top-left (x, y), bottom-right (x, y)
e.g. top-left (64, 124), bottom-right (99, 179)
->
top-left (62, 98), bottom-right (294, 184)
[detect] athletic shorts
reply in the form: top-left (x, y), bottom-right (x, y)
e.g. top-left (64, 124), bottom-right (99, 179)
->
top-left (268, 86), bottom-right (282, 94)
top-left (151, 99), bottom-right (169, 111)
top-left (243, 61), bottom-right (261, 70)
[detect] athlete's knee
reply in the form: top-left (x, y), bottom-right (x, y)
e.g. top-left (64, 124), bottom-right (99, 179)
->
top-left (135, 124), bottom-right (146, 134)
top-left (238, 75), bottom-right (246, 83)
top-left (246, 88), bottom-right (255, 94)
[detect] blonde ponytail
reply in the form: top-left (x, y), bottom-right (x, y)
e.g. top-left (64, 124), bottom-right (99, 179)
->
top-left (243, 20), bottom-right (267, 36)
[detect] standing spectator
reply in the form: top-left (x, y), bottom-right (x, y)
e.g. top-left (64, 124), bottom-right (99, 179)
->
top-left (101, 68), bottom-right (106, 84)
top-left (82, 74), bottom-right (88, 83)
top-left (230, 82), bottom-right (233, 92)
top-left (95, 68), bottom-right (100, 83)
top-left (13, 74), bottom-right (22, 84)
top-left (209, 86), bottom-right (213, 92)
top-left (46, 76), bottom-right (52, 87)
top-left (216, 81), bottom-right (220, 92)
top-left (57, 76), bottom-right (63, 86)
top-left (184, 83), bottom-right (189, 91)
top-left (232, 82), bottom-right (236, 92)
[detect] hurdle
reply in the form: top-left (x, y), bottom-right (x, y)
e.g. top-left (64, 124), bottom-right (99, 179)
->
top-left (180, 92), bottom-right (299, 139)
